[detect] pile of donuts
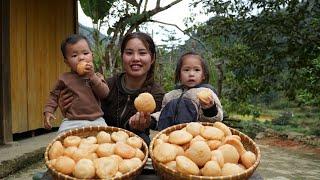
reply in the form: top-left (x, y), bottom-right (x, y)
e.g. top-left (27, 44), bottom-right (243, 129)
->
top-left (47, 130), bottom-right (145, 179)
top-left (151, 122), bottom-right (257, 177)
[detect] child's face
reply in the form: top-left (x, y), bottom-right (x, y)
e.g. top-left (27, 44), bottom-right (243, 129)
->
top-left (64, 39), bottom-right (93, 72)
top-left (122, 38), bottom-right (154, 79)
top-left (179, 55), bottom-right (205, 88)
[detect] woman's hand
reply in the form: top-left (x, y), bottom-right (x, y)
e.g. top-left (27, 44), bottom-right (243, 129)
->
top-left (129, 112), bottom-right (151, 131)
top-left (44, 112), bottom-right (56, 129)
top-left (58, 88), bottom-right (74, 116)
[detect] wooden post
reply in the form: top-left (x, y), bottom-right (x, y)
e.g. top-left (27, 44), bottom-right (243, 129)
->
top-left (215, 61), bottom-right (224, 98)
top-left (1, 0), bottom-right (13, 144)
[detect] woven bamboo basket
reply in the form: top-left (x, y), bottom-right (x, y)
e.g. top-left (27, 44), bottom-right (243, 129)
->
top-left (149, 122), bottom-right (261, 180)
top-left (44, 126), bottom-right (149, 180)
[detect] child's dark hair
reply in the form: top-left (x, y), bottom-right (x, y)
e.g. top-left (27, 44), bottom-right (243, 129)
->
top-left (121, 32), bottom-right (156, 81)
top-left (174, 51), bottom-right (210, 84)
top-left (60, 34), bottom-right (91, 59)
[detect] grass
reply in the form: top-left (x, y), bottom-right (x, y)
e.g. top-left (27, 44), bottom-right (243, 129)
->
top-left (229, 105), bottom-right (320, 137)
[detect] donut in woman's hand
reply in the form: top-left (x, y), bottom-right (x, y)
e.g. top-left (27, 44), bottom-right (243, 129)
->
top-left (134, 92), bottom-right (156, 113)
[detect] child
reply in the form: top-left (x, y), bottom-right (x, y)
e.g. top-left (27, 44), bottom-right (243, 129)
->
top-left (152, 51), bottom-right (223, 130)
top-left (43, 34), bottom-right (109, 133)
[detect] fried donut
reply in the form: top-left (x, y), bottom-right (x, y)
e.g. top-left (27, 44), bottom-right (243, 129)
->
top-left (49, 141), bottom-right (64, 160)
top-left (54, 156), bottom-right (75, 175)
top-left (213, 121), bottom-right (232, 136)
top-left (186, 122), bottom-right (204, 136)
top-left (176, 156), bottom-right (200, 175)
top-left (185, 141), bottom-right (211, 167)
top-left (201, 160), bottom-right (221, 176)
top-left (96, 131), bottom-right (112, 144)
top-left (63, 136), bottom-right (81, 147)
top-left (168, 130), bottom-right (193, 145)
top-left (134, 92), bottom-right (156, 113)
top-left (241, 151), bottom-right (256, 168)
top-left (126, 136), bottom-right (143, 149)
top-left (114, 141), bottom-right (136, 159)
top-left (73, 158), bottom-right (95, 179)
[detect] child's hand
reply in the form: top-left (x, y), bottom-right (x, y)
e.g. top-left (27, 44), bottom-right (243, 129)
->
top-left (199, 94), bottom-right (215, 109)
top-left (44, 112), bottom-right (56, 130)
top-left (84, 62), bottom-right (95, 78)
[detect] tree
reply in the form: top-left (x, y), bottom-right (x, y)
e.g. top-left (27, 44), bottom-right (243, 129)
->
top-left (80, 0), bottom-right (184, 75)
top-left (190, 0), bottom-right (320, 109)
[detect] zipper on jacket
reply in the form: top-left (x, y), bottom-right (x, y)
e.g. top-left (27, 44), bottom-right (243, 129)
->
top-left (119, 95), bottom-right (130, 122)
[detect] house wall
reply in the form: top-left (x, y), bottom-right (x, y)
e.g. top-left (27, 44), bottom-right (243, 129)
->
top-left (10, 0), bottom-right (77, 133)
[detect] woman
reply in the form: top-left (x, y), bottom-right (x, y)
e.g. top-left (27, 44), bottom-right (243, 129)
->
top-left (60, 32), bottom-right (165, 145)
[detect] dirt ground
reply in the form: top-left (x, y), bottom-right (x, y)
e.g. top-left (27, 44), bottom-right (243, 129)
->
top-left (256, 137), bottom-right (320, 155)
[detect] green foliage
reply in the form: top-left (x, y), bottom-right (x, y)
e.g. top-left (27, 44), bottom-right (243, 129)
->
top-left (188, 0), bottom-right (320, 112)
top-left (80, 0), bottom-right (115, 24)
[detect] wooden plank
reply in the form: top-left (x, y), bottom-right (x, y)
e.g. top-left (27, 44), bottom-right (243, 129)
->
top-left (10, 0), bottom-right (28, 133)
top-left (1, 0), bottom-right (13, 143)
top-left (27, 0), bottom-right (76, 130)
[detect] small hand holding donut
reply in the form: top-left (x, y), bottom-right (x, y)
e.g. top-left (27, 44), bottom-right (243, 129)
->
top-left (197, 89), bottom-right (215, 109)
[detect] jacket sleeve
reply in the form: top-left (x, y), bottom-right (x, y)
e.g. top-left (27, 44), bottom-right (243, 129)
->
top-left (43, 80), bottom-right (64, 115)
top-left (89, 72), bottom-right (110, 99)
top-left (198, 88), bottom-right (224, 122)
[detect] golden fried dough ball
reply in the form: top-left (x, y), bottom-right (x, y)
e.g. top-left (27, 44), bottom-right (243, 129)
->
top-left (126, 136), bottom-right (143, 149)
top-left (221, 163), bottom-right (244, 176)
top-left (176, 156), bottom-right (200, 175)
top-left (63, 146), bottom-right (77, 158)
top-left (165, 161), bottom-right (177, 171)
top-left (71, 148), bottom-right (90, 162)
top-left (153, 142), bottom-right (177, 163)
top-left (197, 88), bottom-right (212, 104)
top-left (201, 160), bottom-right (221, 176)
top-left (185, 141), bottom-right (211, 167)
top-left (200, 126), bottom-right (224, 140)
top-left (134, 92), bottom-right (156, 113)
top-left (96, 143), bottom-right (115, 157)
top-left (224, 137), bottom-right (246, 156)
top-left (186, 122), bottom-right (204, 136)
top-left (211, 150), bottom-right (224, 168)
top-left (213, 122), bottom-right (232, 136)
top-left (94, 157), bottom-right (119, 179)
top-left (241, 151), bottom-right (256, 169)
top-left (76, 61), bottom-right (87, 76)
top-left (218, 144), bottom-right (240, 164)
top-left (73, 159), bottom-right (95, 179)
top-left (63, 136), bottom-right (81, 147)
top-left (158, 134), bottom-right (169, 142)
top-left (135, 148), bottom-right (145, 160)
top-left (114, 141), bottom-right (136, 159)
top-left (207, 140), bottom-right (221, 150)
top-left (190, 135), bottom-right (206, 145)
top-left (79, 143), bottom-right (99, 154)
top-left (168, 130), bottom-right (193, 145)
top-left (96, 131), bottom-right (112, 144)
top-left (54, 156), bottom-right (75, 175)
top-left (49, 141), bottom-right (64, 160)
top-left (118, 158), bottom-right (142, 174)
top-left (111, 131), bottom-right (129, 142)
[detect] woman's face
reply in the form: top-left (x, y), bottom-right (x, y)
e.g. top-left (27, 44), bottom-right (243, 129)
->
top-left (122, 38), bottom-right (154, 79)
top-left (179, 55), bottom-right (205, 88)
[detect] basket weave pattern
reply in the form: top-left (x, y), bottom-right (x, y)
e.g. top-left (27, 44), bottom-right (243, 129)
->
top-left (149, 122), bottom-right (261, 180)
top-left (45, 126), bottom-right (149, 180)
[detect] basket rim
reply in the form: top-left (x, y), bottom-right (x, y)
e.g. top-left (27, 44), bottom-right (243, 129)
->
top-left (45, 125), bottom-right (149, 180)
top-left (149, 122), bottom-right (261, 180)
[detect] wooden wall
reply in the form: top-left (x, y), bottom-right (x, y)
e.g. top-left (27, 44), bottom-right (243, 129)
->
top-left (10, 0), bottom-right (76, 133)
